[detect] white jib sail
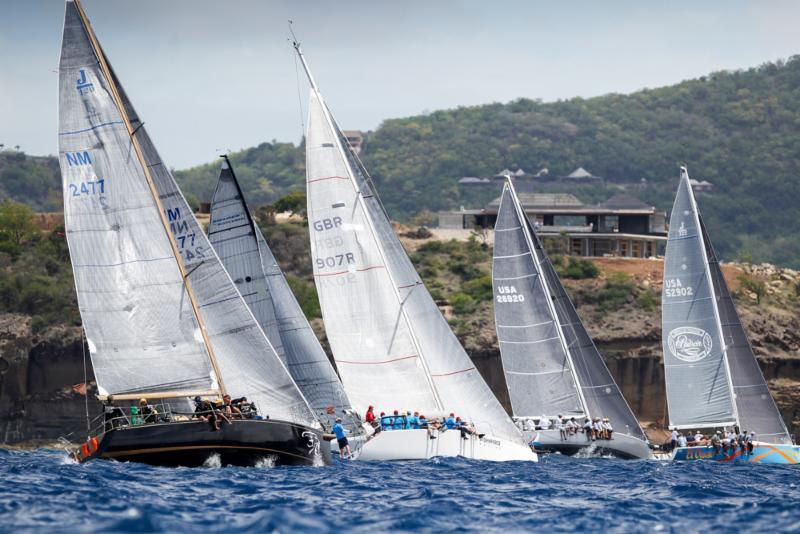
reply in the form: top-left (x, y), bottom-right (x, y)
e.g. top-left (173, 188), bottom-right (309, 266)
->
top-left (305, 88), bottom-right (522, 443)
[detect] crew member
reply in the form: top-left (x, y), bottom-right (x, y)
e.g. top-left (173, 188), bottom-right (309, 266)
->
top-left (332, 417), bottom-right (351, 460)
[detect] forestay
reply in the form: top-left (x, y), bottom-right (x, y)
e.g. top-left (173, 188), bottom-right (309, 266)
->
top-left (492, 184), bottom-right (584, 417)
top-left (59, 1), bottom-right (315, 425)
top-left (700, 221), bottom-right (791, 444)
top-left (662, 169), bottom-right (736, 429)
top-left (208, 160), bottom-right (354, 426)
top-left (305, 88), bottom-right (522, 443)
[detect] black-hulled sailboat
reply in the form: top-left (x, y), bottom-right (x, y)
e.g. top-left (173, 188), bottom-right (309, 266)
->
top-left (59, 0), bottom-right (328, 467)
top-left (207, 157), bottom-right (362, 436)
top-left (492, 178), bottom-right (652, 459)
top-left (663, 168), bottom-right (799, 464)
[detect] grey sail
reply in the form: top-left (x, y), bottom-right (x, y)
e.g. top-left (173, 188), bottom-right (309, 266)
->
top-left (304, 82), bottom-right (522, 442)
top-left (530, 202), bottom-right (648, 441)
top-left (700, 219), bottom-right (791, 444)
top-left (59, 1), bottom-right (315, 425)
top-left (662, 169), bottom-right (736, 429)
top-left (208, 159), bottom-right (354, 427)
top-left (492, 183), bottom-right (584, 417)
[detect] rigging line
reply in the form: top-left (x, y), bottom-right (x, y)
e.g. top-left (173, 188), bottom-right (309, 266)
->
top-left (290, 29), bottom-right (306, 141)
top-left (81, 328), bottom-right (90, 439)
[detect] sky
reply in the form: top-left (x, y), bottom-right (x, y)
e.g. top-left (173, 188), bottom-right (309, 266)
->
top-left (1, 0), bottom-right (799, 169)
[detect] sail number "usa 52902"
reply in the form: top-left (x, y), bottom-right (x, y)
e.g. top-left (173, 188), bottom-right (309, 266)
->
top-left (664, 278), bottom-right (693, 297)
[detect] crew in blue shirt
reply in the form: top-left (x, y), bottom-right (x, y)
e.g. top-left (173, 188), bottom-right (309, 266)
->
top-left (407, 411), bottom-right (420, 429)
top-left (380, 412), bottom-right (393, 430)
top-left (392, 410), bottom-right (405, 430)
top-left (445, 413), bottom-right (457, 429)
top-left (332, 417), bottom-right (351, 459)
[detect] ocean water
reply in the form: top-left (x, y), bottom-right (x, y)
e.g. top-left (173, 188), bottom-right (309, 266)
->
top-left (0, 448), bottom-right (798, 532)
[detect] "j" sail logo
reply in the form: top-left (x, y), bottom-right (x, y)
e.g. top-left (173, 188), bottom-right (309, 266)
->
top-left (76, 69), bottom-right (95, 95)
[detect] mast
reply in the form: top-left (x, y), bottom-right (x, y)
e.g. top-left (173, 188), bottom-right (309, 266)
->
top-left (291, 35), bottom-right (445, 412)
top-left (73, 0), bottom-right (227, 397)
top-left (506, 178), bottom-right (590, 418)
top-left (682, 167), bottom-right (739, 428)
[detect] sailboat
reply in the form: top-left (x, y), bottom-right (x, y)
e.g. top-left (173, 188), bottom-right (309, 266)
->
top-left (662, 168), bottom-right (799, 464)
top-left (207, 156), bottom-right (363, 436)
top-left (292, 40), bottom-right (535, 462)
top-left (492, 178), bottom-right (653, 459)
top-left (59, 0), bottom-right (328, 467)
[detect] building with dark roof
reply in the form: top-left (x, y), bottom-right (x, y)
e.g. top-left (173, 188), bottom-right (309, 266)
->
top-left (438, 188), bottom-right (666, 258)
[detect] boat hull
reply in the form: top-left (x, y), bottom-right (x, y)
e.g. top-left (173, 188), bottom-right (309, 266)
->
top-left (672, 442), bottom-right (800, 464)
top-left (78, 419), bottom-right (330, 467)
top-left (527, 430), bottom-right (653, 459)
top-left (354, 428), bottom-right (537, 462)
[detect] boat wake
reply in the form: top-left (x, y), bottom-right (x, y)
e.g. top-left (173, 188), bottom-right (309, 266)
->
top-left (203, 453), bottom-right (222, 468)
top-left (255, 455), bottom-right (277, 469)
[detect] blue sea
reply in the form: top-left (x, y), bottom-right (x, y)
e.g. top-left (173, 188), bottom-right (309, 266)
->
top-left (0, 448), bottom-right (798, 532)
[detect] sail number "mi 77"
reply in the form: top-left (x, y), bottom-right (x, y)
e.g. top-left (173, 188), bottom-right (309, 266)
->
top-left (664, 278), bottom-right (693, 297)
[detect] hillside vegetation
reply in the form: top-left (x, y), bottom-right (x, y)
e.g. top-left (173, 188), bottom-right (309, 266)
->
top-left (3, 56), bottom-right (800, 266)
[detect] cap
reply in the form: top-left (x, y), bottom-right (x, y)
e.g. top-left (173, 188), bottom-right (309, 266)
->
top-left (335, 417), bottom-right (342, 422)
top-left (139, 398), bottom-right (147, 404)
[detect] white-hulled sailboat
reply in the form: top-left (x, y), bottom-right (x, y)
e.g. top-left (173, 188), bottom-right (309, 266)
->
top-left (59, 0), bottom-right (327, 466)
top-left (493, 178), bottom-right (653, 459)
top-left (207, 157), bottom-right (365, 437)
top-left (292, 39), bottom-right (535, 462)
top-left (662, 168), bottom-right (799, 464)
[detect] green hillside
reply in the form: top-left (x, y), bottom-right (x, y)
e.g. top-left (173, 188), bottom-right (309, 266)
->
top-left (3, 56), bottom-right (800, 266)
top-left (178, 56), bottom-right (800, 268)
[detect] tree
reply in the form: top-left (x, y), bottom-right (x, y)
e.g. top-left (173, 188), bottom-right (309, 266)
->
top-left (273, 190), bottom-right (306, 217)
top-left (0, 200), bottom-right (36, 246)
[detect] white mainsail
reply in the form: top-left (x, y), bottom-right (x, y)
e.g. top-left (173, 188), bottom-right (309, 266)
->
top-left (208, 159), bottom-right (354, 425)
top-left (662, 168), bottom-right (737, 430)
top-left (299, 51), bottom-right (522, 443)
top-left (58, 0), bottom-right (315, 425)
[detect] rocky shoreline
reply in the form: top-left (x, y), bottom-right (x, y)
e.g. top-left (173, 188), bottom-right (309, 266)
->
top-left (1, 258), bottom-right (798, 445)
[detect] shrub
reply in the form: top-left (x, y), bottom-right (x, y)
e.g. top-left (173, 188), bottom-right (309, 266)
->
top-left (562, 257), bottom-right (600, 279)
top-left (286, 275), bottom-right (321, 319)
top-left (737, 273), bottom-right (766, 304)
top-left (463, 275), bottom-right (493, 302)
top-left (636, 289), bottom-right (659, 311)
top-left (450, 292), bottom-right (476, 315)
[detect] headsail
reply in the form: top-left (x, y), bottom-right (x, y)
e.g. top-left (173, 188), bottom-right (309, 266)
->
top-left (208, 159), bottom-right (354, 426)
top-left (492, 182), bottom-right (584, 417)
top-left (662, 169), bottom-right (736, 429)
top-left (298, 46), bottom-right (521, 442)
top-left (700, 222), bottom-right (791, 443)
top-left (59, 0), bottom-right (315, 424)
